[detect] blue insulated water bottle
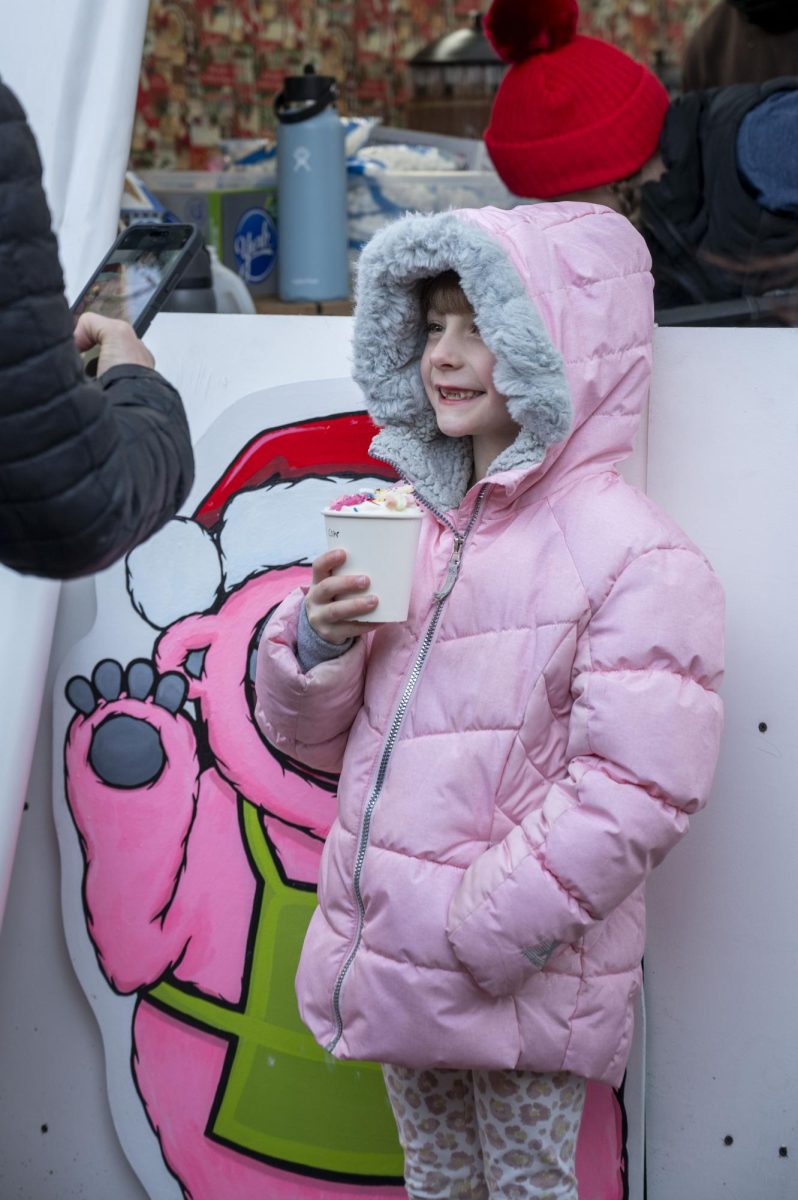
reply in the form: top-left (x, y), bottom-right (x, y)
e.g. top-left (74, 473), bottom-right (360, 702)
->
top-left (275, 65), bottom-right (349, 302)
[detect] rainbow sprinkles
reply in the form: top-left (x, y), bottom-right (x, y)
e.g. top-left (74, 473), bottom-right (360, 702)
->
top-left (327, 484), bottom-right (419, 514)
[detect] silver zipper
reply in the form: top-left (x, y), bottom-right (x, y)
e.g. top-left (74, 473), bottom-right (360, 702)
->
top-left (326, 482), bottom-right (488, 1052)
top-left (434, 535), bottom-right (463, 600)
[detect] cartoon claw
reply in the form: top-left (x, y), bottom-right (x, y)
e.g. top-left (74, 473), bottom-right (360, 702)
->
top-left (154, 673), bottom-right (188, 714)
top-left (93, 659), bottom-right (124, 701)
top-left (67, 658), bottom-right (126, 715)
top-left (127, 660), bottom-right (155, 699)
top-left (65, 675), bottom-right (96, 716)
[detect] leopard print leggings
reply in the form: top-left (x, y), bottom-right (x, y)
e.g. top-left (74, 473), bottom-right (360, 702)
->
top-left (382, 1064), bottom-right (586, 1200)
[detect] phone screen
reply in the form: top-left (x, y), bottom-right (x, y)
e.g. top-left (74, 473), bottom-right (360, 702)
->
top-left (72, 235), bottom-right (192, 329)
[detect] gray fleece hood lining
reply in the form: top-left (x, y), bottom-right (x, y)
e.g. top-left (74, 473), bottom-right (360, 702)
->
top-left (351, 212), bottom-right (573, 514)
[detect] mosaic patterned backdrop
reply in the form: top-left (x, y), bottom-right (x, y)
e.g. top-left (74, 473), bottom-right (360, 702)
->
top-left (133, 0), bottom-right (717, 168)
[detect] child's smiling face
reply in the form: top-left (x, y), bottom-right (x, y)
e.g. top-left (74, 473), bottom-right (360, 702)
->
top-left (420, 305), bottom-right (519, 481)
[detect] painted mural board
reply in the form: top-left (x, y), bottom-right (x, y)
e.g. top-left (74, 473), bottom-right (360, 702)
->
top-left (53, 315), bottom-right (642, 1200)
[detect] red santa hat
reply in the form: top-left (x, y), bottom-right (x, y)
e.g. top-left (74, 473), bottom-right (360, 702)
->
top-left (127, 413), bottom-right (394, 629)
top-left (484, 0), bottom-right (669, 198)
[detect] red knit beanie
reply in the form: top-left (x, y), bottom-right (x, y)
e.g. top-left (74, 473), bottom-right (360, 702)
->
top-left (484, 0), bottom-right (669, 198)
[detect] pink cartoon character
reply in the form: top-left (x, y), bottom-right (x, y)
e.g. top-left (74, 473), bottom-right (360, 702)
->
top-left (64, 414), bottom-right (407, 1200)
top-left (63, 412), bottom-right (632, 1199)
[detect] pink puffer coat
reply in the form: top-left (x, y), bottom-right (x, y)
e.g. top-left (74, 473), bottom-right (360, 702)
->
top-left (255, 203), bottom-right (724, 1087)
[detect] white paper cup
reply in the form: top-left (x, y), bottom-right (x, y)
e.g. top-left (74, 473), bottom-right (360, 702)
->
top-left (323, 507), bottom-right (423, 622)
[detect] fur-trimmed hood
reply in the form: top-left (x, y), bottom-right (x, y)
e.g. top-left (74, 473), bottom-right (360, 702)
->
top-left (352, 202), bottom-right (654, 513)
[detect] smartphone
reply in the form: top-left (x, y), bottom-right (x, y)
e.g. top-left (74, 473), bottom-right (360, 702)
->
top-left (72, 223), bottom-right (201, 372)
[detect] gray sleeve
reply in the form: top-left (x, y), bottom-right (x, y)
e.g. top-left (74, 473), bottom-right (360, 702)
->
top-left (296, 599), bottom-right (354, 673)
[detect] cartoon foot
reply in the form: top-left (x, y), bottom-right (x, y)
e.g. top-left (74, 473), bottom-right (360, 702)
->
top-left (63, 659), bottom-right (206, 988)
top-left (66, 659), bottom-right (188, 788)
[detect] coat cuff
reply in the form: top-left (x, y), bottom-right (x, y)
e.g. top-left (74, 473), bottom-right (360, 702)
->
top-left (255, 588), bottom-right (367, 769)
top-left (446, 818), bottom-right (591, 995)
top-left (296, 600), bottom-right (353, 673)
top-left (99, 363), bottom-right (180, 395)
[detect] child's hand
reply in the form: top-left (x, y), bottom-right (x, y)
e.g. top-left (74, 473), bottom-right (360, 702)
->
top-left (305, 549), bottom-right (380, 643)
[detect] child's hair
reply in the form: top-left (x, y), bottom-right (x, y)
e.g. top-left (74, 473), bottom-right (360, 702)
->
top-left (418, 270), bottom-right (473, 318)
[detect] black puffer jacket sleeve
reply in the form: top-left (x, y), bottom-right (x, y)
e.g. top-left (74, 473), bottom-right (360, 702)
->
top-left (0, 79), bottom-right (194, 579)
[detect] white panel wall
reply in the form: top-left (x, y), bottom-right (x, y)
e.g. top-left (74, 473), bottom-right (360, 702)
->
top-left (645, 328), bottom-right (798, 1197)
top-left (0, 0), bottom-right (149, 298)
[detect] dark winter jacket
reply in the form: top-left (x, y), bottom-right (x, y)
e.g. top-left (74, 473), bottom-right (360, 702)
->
top-left (0, 79), bottom-right (194, 579)
top-left (683, 2), bottom-right (798, 92)
top-left (641, 78), bottom-right (798, 311)
top-left (729, 0), bottom-right (798, 36)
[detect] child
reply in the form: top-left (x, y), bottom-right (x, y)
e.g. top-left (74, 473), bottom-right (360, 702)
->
top-left (255, 203), bottom-right (724, 1199)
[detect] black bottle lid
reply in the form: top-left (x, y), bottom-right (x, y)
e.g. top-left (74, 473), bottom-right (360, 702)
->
top-left (276, 63), bottom-right (338, 121)
top-left (278, 63), bottom-right (338, 111)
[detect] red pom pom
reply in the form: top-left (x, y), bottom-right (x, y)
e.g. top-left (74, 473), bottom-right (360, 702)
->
top-left (484, 0), bottom-right (580, 63)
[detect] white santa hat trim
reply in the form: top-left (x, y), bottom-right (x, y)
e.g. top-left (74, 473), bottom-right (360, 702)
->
top-left (126, 475), bottom-right (388, 628)
top-left (126, 518), bottom-right (223, 630)
top-left (220, 476), bottom-right (386, 590)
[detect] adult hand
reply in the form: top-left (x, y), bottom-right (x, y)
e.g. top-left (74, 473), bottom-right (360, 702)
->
top-left (305, 549), bottom-right (380, 643)
top-left (74, 313), bottom-right (155, 377)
